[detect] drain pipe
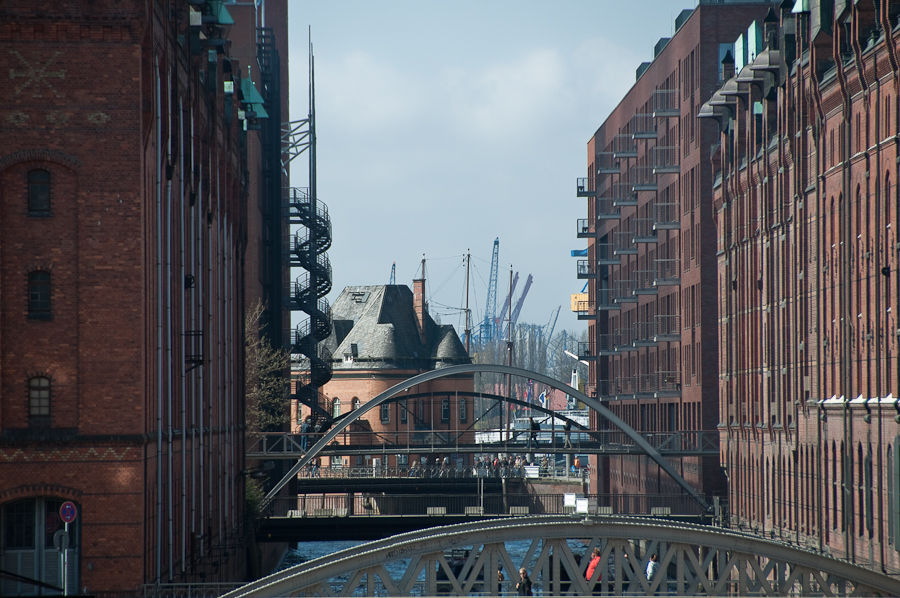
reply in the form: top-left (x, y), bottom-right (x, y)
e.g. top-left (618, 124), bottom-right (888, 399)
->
top-left (165, 67), bottom-right (175, 581)
top-left (154, 56), bottom-right (164, 584)
top-left (179, 97), bottom-right (188, 575)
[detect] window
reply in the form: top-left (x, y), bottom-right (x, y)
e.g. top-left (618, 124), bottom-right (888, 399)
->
top-left (459, 398), bottom-right (467, 423)
top-left (28, 170), bottom-right (50, 214)
top-left (332, 398), bottom-right (341, 418)
top-left (399, 399), bottom-right (408, 423)
top-left (1, 498), bottom-right (79, 595)
top-left (352, 397), bottom-right (360, 411)
top-left (397, 454), bottom-right (409, 466)
top-left (441, 398), bottom-right (450, 423)
top-left (418, 399), bottom-right (424, 421)
top-left (28, 377), bottom-right (50, 427)
top-left (380, 403), bottom-right (390, 423)
top-left (28, 271), bottom-right (51, 318)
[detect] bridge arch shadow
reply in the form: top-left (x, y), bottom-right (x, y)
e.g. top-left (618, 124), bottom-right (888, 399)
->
top-left (264, 364), bottom-right (711, 511)
top-left (224, 516), bottom-right (900, 597)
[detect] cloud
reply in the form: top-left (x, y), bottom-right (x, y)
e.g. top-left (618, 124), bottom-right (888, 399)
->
top-left (315, 51), bottom-right (427, 131)
top-left (441, 48), bottom-right (569, 143)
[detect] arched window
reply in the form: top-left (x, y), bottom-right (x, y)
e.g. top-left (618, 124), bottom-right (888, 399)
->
top-left (332, 398), bottom-right (341, 418)
top-left (28, 169), bottom-right (51, 214)
top-left (459, 398), bottom-right (467, 423)
top-left (380, 403), bottom-right (390, 423)
top-left (1, 498), bottom-right (78, 594)
top-left (441, 398), bottom-right (450, 423)
top-left (29, 376), bottom-right (51, 427)
top-left (352, 397), bottom-right (360, 411)
top-left (28, 271), bottom-right (51, 317)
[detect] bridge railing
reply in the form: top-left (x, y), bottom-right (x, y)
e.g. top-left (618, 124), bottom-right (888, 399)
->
top-left (246, 430), bottom-right (720, 457)
top-left (296, 464), bottom-right (589, 481)
top-left (272, 493), bottom-right (706, 518)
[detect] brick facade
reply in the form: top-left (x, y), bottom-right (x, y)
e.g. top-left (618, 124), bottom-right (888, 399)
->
top-left (579, 1), bottom-right (774, 502)
top-left (710, 0), bottom-right (900, 573)
top-left (0, 1), bottom-right (288, 593)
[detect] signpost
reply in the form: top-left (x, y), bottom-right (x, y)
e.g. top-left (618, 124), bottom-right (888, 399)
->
top-left (58, 501), bottom-right (77, 596)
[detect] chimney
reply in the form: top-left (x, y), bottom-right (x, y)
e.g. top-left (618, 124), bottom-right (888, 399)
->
top-left (413, 277), bottom-right (428, 346)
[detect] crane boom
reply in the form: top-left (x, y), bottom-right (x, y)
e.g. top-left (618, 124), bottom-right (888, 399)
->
top-left (495, 272), bottom-right (519, 331)
top-left (509, 274), bottom-right (533, 332)
top-left (482, 238), bottom-right (499, 343)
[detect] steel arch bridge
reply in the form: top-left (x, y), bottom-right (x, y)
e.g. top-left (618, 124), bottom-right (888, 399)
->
top-left (223, 516), bottom-right (900, 597)
top-left (262, 364), bottom-right (712, 511)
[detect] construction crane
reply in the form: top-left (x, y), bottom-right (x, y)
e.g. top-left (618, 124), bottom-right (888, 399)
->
top-left (509, 274), bottom-right (533, 332)
top-left (544, 305), bottom-right (560, 342)
top-left (389, 262), bottom-right (396, 285)
top-left (495, 272), bottom-right (519, 332)
top-left (480, 238), bottom-right (500, 344)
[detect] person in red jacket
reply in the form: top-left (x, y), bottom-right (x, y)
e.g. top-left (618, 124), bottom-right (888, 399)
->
top-left (585, 547), bottom-right (602, 583)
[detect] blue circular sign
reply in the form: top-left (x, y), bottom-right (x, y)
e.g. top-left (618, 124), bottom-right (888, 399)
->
top-left (59, 501), bottom-right (77, 523)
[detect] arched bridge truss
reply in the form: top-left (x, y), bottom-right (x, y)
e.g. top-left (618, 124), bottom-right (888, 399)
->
top-left (262, 364), bottom-right (713, 512)
top-left (222, 516), bottom-right (900, 597)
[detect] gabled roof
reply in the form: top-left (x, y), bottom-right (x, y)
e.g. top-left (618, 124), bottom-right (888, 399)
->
top-left (324, 285), bottom-right (471, 370)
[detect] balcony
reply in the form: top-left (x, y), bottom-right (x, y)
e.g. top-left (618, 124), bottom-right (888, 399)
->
top-left (576, 259), bottom-right (597, 279)
top-left (576, 218), bottom-right (593, 238)
top-left (614, 327), bottom-right (636, 352)
top-left (613, 278), bottom-right (638, 304)
top-left (631, 113), bottom-right (657, 139)
top-left (654, 314), bottom-right (680, 342)
top-left (655, 371), bottom-right (682, 398)
top-left (632, 321), bottom-right (657, 347)
top-left (612, 181), bottom-right (638, 207)
top-left (596, 287), bottom-right (622, 311)
top-left (595, 334), bottom-right (621, 356)
top-left (596, 197), bottom-right (622, 220)
top-left (576, 341), bottom-right (596, 361)
top-left (596, 152), bottom-right (620, 175)
top-left (652, 89), bottom-right (679, 118)
top-left (651, 146), bottom-right (680, 174)
top-left (653, 202), bottom-right (680, 230)
top-left (632, 166), bottom-right (657, 192)
top-left (576, 177), bottom-right (595, 197)
top-left (573, 298), bottom-right (595, 320)
top-left (633, 270), bottom-right (658, 296)
top-left (613, 231), bottom-right (637, 256)
top-left (636, 374), bottom-right (657, 399)
top-left (596, 242), bottom-right (621, 265)
top-left (654, 258), bottom-right (681, 286)
top-left (633, 218), bottom-right (657, 243)
top-left (613, 376), bottom-right (637, 400)
top-left (613, 134), bottom-right (637, 158)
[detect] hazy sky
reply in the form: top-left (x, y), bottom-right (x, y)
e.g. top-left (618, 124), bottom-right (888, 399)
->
top-left (286, 1), bottom-right (694, 336)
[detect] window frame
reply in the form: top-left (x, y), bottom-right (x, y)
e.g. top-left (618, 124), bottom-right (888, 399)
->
top-left (332, 398), bottom-right (341, 418)
top-left (28, 271), bottom-right (51, 319)
top-left (27, 169), bottom-right (51, 215)
top-left (380, 403), bottom-right (390, 424)
top-left (459, 398), bottom-right (467, 423)
top-left (399, 399), bottom-right (408, 423)
top-left (441, 398), bottom-right (450, 423)
top-left (28, 376), bottom-right (51, 428)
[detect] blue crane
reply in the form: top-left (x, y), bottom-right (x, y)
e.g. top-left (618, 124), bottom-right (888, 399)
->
top-left (480, 238), bottom-right (500, 344)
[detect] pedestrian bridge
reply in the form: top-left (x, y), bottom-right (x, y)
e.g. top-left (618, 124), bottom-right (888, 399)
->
top-left (224, 516), bottom-right (900, 597)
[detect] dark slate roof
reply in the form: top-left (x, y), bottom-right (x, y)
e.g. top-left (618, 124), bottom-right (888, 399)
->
top-left (323, 285), bottom-right (471, 370)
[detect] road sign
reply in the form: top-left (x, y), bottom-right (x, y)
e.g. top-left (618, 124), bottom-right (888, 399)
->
top-left (53, 530), bottom-right (69, 552)
top-left (59, 501), bottom-right (77, 523)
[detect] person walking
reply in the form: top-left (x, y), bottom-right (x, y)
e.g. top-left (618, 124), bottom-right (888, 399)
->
top-left (585, 547), bottom-right (602, 583)
top-left (300, 416), bottom-right (310, 451)
top-left (516, 568), bottom-right (533, 596)
top-left (564, 419), bottom-right (573, 448)
top-left (528, 417), bottom-right (540, 449)
top-left (646, 553), bottom-right (660, 580)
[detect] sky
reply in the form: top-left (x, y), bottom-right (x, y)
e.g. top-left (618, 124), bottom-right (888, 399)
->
top-left (285, 1), bottom-right (695, 337)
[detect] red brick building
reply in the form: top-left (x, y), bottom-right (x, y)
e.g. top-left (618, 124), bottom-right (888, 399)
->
top-left (293, 278), bottom-right (475, 471)
top-left (0, 0), bottom-right (288, 594)
top-left (708, 0), bottom-right (899, 572)
top-left (577, 1), bottom-right (774, 503)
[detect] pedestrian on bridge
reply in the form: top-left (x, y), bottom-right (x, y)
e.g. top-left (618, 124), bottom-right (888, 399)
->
top-left (564, 419), bottom-right (573, 449)
top-left (516, 568), bottom-right (533, 596)
top-left (300, 417), bottom-right (311, 452)
top-left (646, 553), bottom-right (660, 580)
top-left (527, 417), bottom-right (540, 449)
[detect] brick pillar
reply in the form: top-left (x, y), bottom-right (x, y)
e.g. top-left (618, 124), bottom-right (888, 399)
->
top-left (413, 278), bottom-right (427, 345)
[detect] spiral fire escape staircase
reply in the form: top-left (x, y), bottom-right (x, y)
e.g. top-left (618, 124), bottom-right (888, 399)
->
top-left (282, 47), bottom-right (334, 423)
